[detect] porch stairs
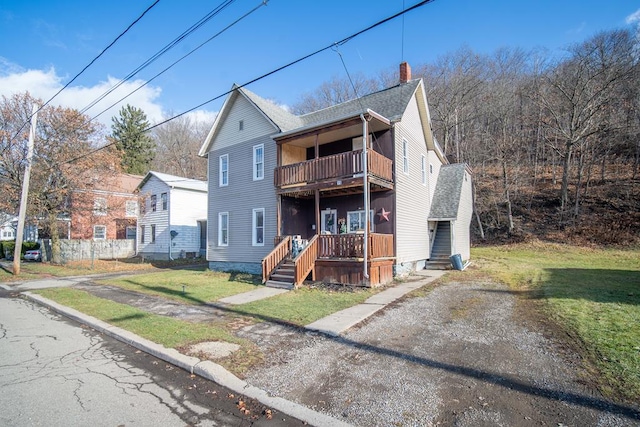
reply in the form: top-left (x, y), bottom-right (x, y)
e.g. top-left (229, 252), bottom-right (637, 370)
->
top-left (425, 221), bottom-right (452, 270)
top-left (265, 259), bottom-right (296, 289)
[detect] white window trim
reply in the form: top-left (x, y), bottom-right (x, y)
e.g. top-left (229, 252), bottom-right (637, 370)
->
top-left (421, 154), bottom-right (427, 185)
top-left (93, 225), bottom-right (106, 240)
top-left (125, 200), bottom-right (138, 217)
top-left (219, 154), bottom-right (229, 187)
top-left (218, 212), bottom-right (229, 246)
top-left (346, 210), bottom-right (374, 234)
top-left (252, 208), bottom-right (265, 246)
top-left (253, 144), bottom-right (264, 181)
top-left (93, 197), bottom-right (107, 216)
top-left (151, 224), bottom-right (156, 243)
top-left (402, 139), bottom-right (409, 175)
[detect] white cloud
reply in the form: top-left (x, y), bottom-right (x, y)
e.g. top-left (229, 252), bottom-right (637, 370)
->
top-left (626, 9), bottom-right (640, 24)
top-left (184, 109), bottom-right (218, 125)
top-left (0, 59), bottom-right (163, 128)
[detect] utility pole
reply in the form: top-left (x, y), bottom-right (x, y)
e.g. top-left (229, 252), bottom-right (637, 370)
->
top-left (13, 103), bottom-right (38, 275)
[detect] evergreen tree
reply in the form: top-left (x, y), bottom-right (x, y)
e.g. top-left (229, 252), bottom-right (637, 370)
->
top-left (110, 105), bottom-right (155, 175)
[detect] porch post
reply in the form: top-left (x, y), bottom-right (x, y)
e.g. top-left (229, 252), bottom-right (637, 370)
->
top-left (276, 194), bottom-right (282, 238)
top-left (315, 190), bottom-right (320, 236)
top-left (361, 114), bottom-right (369, 281)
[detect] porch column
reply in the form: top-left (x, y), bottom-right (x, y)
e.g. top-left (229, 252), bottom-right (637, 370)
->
top-left (315, 189), bottom-right (320, 236)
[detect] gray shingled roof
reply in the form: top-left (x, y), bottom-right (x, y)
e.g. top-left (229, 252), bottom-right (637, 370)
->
top-left (428, 164), bottom-right (467, 220)
top-left (237, 79), bottom-right (422, 133)
top-left (137, 171), bottom-right (207, 193)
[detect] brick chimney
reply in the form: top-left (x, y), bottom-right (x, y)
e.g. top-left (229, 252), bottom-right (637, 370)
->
top-left (400, 62), bottom-right (411, 83)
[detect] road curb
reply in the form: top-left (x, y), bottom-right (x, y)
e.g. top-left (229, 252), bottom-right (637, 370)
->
top-left (22, 291), bottom-right (352, 427)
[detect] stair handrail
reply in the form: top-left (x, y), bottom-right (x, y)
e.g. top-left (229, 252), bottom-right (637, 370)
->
top-left (293, 234), bottom-right (318, 286)
top-left (262, 236), bottom-right (292, 283)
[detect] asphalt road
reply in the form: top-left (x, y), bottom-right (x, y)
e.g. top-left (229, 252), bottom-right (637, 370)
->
top-left (0, 294), bottom-right (302, 427)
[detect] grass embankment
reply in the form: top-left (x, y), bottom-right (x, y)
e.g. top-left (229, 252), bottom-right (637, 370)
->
top-left (472, 242), bottom-right (640, 403)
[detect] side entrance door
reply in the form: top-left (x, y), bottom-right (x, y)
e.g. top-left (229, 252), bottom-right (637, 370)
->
top-left (320, 209), bottom-right (337, 234)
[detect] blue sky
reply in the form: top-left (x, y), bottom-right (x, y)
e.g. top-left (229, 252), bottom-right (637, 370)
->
top-left (1, 0), bottom-right (638, 129)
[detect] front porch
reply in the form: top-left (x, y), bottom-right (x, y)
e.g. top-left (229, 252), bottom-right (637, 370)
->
top-left (262, 233), bottom-right (395, 288)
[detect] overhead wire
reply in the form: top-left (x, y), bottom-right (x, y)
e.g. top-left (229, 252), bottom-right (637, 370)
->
top-left (8, 0), bottom-right (161, 143)
top-left (89, 0), bottom-right (267, 122)
top-left (62, 0), bottom-right (436, 165)
top-left (79, 0), bottom-right (238, 115)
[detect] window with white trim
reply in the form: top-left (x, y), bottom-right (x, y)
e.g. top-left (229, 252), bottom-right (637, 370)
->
top-left (253, 144), bottom-right (264, 181)
top-left (151, 224), bottom-right (156, 243)
top-left (402, 139), bottom-right (409, 175)
top-left (161, 192), bottom-right (168, 210)
top-left (125, 200), bottom-right (137, 217)
top-left (140, 225), bottom-right (145, 244)
top-left (252, 208), bottom-right (264, 246)
top-left (151, 195), bottom-right (157, 212)
top-left (346, 210), bottom-right (374, 233)
top-left (93, 225), bottom-right (106, 240)
top-left (93, 197), bottom-right (107, 216)
top-left (421, 154), bottom-right (427, 185)
top-left (218, 212), bottom-right (228, 246)
top-left (219, 154), bottom-right (229, 186)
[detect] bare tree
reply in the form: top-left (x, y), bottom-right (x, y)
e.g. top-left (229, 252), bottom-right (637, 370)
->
top-left (150, 114), bottom-right (212, 180)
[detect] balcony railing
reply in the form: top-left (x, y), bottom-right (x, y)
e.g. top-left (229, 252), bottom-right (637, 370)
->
top-left (317, 233), bottom-right (394, 259)
top-left (275, 149), bottom-right (392, 188)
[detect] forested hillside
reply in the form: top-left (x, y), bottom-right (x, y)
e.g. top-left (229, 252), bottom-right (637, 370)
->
top-left (293, 28), bottom-right (640, 246)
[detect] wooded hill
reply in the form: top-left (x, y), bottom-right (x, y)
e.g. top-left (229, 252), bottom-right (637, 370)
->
top-left (293, 28), bottom-right (640, 246)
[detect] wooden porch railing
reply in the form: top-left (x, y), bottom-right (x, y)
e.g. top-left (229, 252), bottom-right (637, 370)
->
top-left (261, 236), bottom-right (291, 283)
top-left (274, 149), bottom-right (392, 187)
top-left (317, 233), bottom-right (394, 259)
top-left (293, 235), bottom-right (318, 286)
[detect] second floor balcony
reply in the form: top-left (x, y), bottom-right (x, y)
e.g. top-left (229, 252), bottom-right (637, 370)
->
top-left (274, 149), bottom-right (393, 196)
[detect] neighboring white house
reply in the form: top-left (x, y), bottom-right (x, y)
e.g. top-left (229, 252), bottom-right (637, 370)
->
top-left (136, 171), bottom-right (207, 260)
top-left (0, 214), bottom-right (38, 242)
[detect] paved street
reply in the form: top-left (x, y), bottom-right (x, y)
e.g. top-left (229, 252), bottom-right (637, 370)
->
top-left (0, 295), bottom-right (301, 426)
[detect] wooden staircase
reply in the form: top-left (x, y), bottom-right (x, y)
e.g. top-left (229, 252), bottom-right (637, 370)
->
top-left (265, 259), bottom-right (296, 289)
top-left (425, 221), bottom-right (452, 270)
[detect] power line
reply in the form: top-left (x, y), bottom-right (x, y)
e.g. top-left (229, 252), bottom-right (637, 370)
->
top-left (63, 0), bottom-right (436, 165)
top-left (89, 0), bottom-right (267, 122)
top-left (9, 0), bottom-right (161, 144)
top-left (79, 0), bottom-right (238, 116)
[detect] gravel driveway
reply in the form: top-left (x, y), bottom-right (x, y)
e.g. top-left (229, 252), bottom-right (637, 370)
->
top-left (242, 280), bottom-right (640, 426)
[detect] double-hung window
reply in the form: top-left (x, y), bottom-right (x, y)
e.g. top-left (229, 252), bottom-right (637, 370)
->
top-left (219, 154), bottom-right (229, 186)
top-left (346, 210), bottom-right (374, 233)
top-left (421, 154), bottom-right (427, 185)
top-left (252, 208), bottom-right (264, 246)
top-left (93, 225), bottom-right (106, 240)
top-left (150, 195), bottom-right (157, 212)
top-left (161, 192), bottom-right (168, 210)
top-left (218, 212), bottom-right (229, 246)
top-left (253, 144), bottom-right (264, 181)
top-left (93, 197), bottom-right (107, 216)
top-left (140, 225), bottom-right (145, 244)
top-left (125, 200), bottom-right (137, 217)
top-left (402, 139), bottom-right (409, 175)
top-left (151, 225), bottom-right (156, 243)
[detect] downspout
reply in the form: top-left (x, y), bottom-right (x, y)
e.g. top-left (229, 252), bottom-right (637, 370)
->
top-left (361, 114), bottom-right (369, 280)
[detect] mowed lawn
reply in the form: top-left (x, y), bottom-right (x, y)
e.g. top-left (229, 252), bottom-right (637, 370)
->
top-left (472, 242), bottom-right (640, 403)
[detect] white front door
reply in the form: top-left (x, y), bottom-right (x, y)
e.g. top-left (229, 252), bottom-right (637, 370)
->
top-left (321, 209), bottom-right (337, 234)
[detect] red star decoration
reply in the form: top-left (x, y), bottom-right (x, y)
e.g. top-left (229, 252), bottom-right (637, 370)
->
top-left (378, 208), bottom-right (391, 222)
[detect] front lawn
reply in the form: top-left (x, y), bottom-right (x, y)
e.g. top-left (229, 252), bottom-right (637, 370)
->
top-left (472, 242), bottom-right (640, 403)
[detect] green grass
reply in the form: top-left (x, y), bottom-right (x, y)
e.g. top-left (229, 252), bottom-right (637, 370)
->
top-left (234, 286), bottom-right (377, 326)
top-left (36, 287), bottom-right (241, 348)
top-left (472, 242), bottom-right (640, 402)
top-left (98, 270), bottom-right (261, 304)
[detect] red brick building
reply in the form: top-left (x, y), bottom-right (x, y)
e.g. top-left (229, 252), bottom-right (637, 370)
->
top-left (69, 173), bottom-right (142, 240)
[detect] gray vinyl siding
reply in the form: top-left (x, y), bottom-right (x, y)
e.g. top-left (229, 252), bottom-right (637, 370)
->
top-left (206, 93), bottom-right (278, 265)
top-left (137, 176), bottom-right (170, 256)
top-left (453, 170), bottom-right (473, 261)
top-left (394, 95), bottom-right (432, 265)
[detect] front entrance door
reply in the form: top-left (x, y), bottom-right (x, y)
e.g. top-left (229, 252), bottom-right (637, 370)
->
top-left (320, 209), bottom-right (337, 234)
